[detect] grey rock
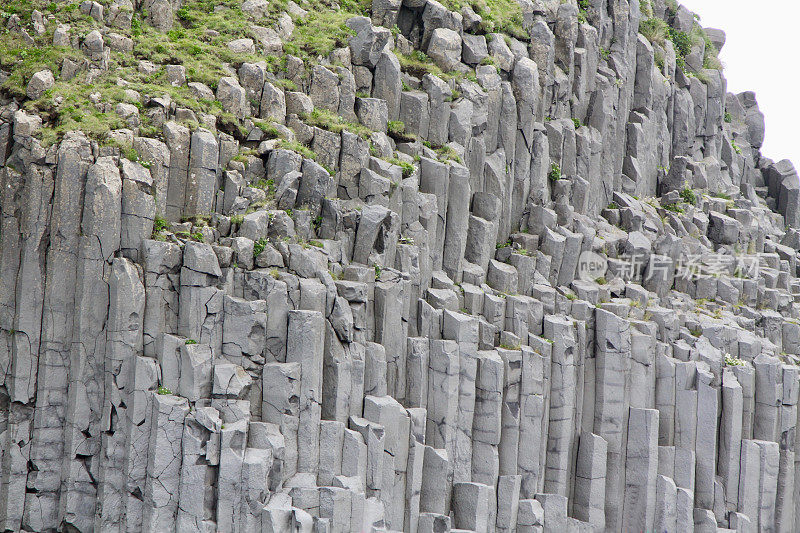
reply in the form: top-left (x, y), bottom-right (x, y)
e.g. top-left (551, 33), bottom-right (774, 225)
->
top-left (217, 76), bottom-right (248, 119)
top-left (427, 28), bottom-right (463, 72)
top-left (310, 65), bottom-right (340, 113)
top-left (373, 50), bottom-right (402, 121)
top-left (26, 69), bottom-right (54, 100)
top-left (461, 34), bottom-right (488, 65)
top-left (348, 17), bottom-right (392, 68)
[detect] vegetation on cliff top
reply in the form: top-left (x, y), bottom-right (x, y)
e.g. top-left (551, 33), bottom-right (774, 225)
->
top-left (639, 7), bottom-right (723, 78)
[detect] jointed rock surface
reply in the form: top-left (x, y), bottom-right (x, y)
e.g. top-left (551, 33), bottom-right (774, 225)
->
top-left (1, 0), bottom-right (799, 531)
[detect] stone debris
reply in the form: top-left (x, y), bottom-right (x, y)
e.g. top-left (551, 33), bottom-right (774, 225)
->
top-left (1, 0), bottom-right (800, 531)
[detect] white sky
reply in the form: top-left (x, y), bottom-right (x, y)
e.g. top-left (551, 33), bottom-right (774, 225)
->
top-left (681, 0), bottom-right (799, 167)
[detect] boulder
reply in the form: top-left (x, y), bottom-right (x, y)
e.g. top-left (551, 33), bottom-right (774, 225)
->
top-left (427, 28), bottom-right (463, 72)
top-left (347, 17), bottom-right (392, 68)
top-left (26, 69), bottom-right (54, 100)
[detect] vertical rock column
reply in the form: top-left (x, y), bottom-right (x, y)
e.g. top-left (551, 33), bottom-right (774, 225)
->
top-left (573, 432), bottom-right (607, 529)
top-left (61, 156), bottom-right (122, 530)
top-left (184, 128), bottom-right (218, 217)
top-left (19, 132), bottom-right (92, 531)
top-left (593, 309), bottom-right (631, 531)
top-left (375, 275), bottom-right (408, 402)
top-left (142, 394), bottom-right (190, 531)
top-left (363, 394), bottom-right (411, 529)
top-left (286, 310), bottom-right (325, 473)
top-left (443, 310), bottom-right (479, 484)
top-left (418, 158), bottom-right (449, 272)
top-left (164, 121), bottom-right (190, 222)
top-left (97, 258), bottom-right (147, 531)
top-left (622, 407), bottom-right (660, 533)
top-left (178, 242), bottom-right (224, 354)
top-left (426, 339), bottom-right (459, 479)
top-left (0, 150), bottom-right (54, 531)
top-left (262, 362), bottom-right (301, 482)
top-left (718, 369), bottom-right (744, 512)
top-left (518, 341), bottom-right (550, 498)
top-left (441, 164), bottom-right (470, 282)
top-left (177, 407), bottom-right (222, 530)
top-left (472, 350), bottom-right (503, 486)
top-left (543, 315), bottom-right (577, 497)
top-left (142, 240), bottom-right (181, 358)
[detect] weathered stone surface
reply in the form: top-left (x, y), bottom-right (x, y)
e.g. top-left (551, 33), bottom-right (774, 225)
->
top-left (2, 2), bottom-right (800, 532)
top-left (427, 28), bottom-right (462, 72)
top-left (26, 69), bottom-right (54, 100)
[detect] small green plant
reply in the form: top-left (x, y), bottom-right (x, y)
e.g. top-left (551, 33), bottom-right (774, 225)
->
top-left (388, 120), bottom-right (405, 135)
top-left (152, 216), bottom-right (169, 237)
top-left (572, 118), bottom-right (582, 129)
top-left (548, 162), bottom-right (562, 182)
top-left (387, 157), bottom-right (415, 177)
top-left (230, 214), bottom-right (244, 225)
top-left (639, 17), bottom-right (670, 48)
top-left (499, 343), bottom-right (522, 350)
top-left (724, 354), bottom-right (745, 367)
top-left (253, 237), bottom-right (269, 259)
top-left (185, 339), bottom-right (197, 345)
top-left (731, 141), bottom-right (742, 155)
top-left (254, 178), bottom-right (276, 196)
top-left (607, 202), bottom-right (619, 210)
top-left (374, 264), bottom-right (382, 280)
top-left (689, 328), bottom-right (702, 337)
top-left (435, 145), bottom-right (462, 163)
top-left (122, 146), bottom-right (140, 162)
top-left (303, 108), bottom-right (372, 139)
top-left (680, 187), bottom-right (697, 206)
top-left (595, 277), bottom-right (607, 285)
top-left (387, 120), bottom-right (416, 142)
top-left (277, 140), bottom-right (317, 161)
top-left (157, 386), bottom-right (172, 395)
top-left (662, 203), bottom-right (684, 214)
top-left (724, 112), bottom-right (732, 123)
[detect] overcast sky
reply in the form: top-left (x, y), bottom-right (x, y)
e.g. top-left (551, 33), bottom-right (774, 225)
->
top-left (681, 0), bottom-right (799, 168)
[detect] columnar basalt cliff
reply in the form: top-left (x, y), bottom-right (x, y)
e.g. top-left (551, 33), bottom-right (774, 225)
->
top-left (1, 0), bottom-right (799, 531)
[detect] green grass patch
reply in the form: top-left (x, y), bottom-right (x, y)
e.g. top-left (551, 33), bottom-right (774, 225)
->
top-left (680, 187), bottom-right (697, 205)
top-left (548, 162), bottom-right (562, 181)
top-left (438, 0), bottom-right (527, 40)
top-left (303, 108), bottom-right (372, 138)
top-left (277, 140), bottom-right (317, 161)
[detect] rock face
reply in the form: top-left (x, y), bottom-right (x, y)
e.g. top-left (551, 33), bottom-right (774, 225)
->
top-left (1, 0), bottom-right (800, 532)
